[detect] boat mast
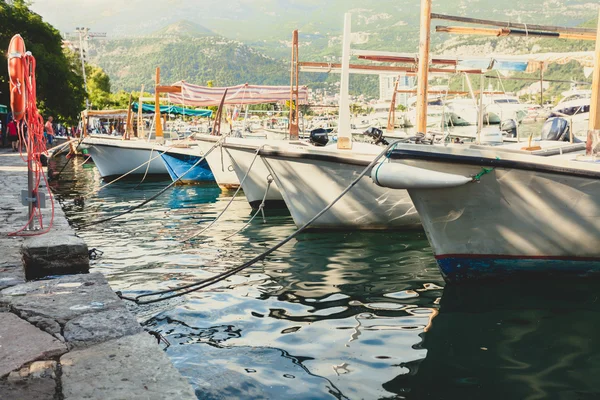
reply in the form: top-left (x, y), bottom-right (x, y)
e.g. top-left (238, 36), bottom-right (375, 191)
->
top-left (337, 13), bottom-right (352, 150)
top-left (587, 9), bottom-right (600, 156)
top-left (387, 78), bottom-right (400, 132)
top-left (416, 0), bottom-right (432, 134)
top-left (154, 67), bottom-right (163, 140)
top-left (138, 84), bottom-right (144, 139)
top-left (289, 30), bottom-right (300, 140)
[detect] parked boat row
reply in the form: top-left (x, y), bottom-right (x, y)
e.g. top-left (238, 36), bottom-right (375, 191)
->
top-left (77, 8), bottom-right (599, 285)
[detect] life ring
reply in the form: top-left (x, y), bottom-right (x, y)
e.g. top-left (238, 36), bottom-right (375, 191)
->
top-left (8, 34), bottom-right (26, 121)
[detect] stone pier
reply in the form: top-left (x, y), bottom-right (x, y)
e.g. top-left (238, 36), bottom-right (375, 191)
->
top-left (0, 149), bottom-right (197, 399)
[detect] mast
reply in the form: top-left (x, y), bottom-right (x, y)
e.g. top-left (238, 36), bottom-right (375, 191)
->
top-left (125, 92), bottom-right (133, 140)
top-left (387, 78), bottom-right (400, 132)
top-left (138, 84), bottom-right (144, 138)
top-left (289, 30), bottom-right (300, 140)
top-left (154, 67), bottom-right (163, 140)
top-left (416, 0), bottom-right (432, 134)
top-left (337, 13), bottom-right (352, 150)
top-left (587, 9), bottom-right (600, 156)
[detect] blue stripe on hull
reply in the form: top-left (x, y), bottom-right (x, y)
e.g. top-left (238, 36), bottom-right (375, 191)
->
top-left (437, 256), bottom-right (600, 283)
top-left (160, 153), bottom-right (215, 184)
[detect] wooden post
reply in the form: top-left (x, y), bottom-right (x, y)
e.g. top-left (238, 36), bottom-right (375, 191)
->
top-left (337, 13), bottom-right (353, 149)
top-left (387, 78), bottom-right (400, 132)
top-left (416, 0), bottom-right (432, 134)
top-left (289, 30), bottom-right (300, 140)
top-left (82, 112), bottom-right (88, 138)
top-left (124, 93), bottom-right (133, 140)
top-left (154, 67), bottom-right (163, 139)
top-left (138, 84), bottom-right (144, 138)
top-left (586, 9), bottom-right (600, 156)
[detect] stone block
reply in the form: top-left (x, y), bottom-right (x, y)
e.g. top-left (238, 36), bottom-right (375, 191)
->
top-left (22, 234), bottom-right (89, 280)
top-left (0, 312), bottom-right (67, 378)
top-left (61, 333), bottom-right (196, 400)
top-left (1, 273), bottom-right (124, 327)
top-left (0, 360), bottom-right (57, 400)
top-left (63, 309), bottom-right (142, 348)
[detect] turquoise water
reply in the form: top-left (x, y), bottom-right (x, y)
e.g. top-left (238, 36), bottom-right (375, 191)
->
top-left (51, 154), bottom-right (600, 399)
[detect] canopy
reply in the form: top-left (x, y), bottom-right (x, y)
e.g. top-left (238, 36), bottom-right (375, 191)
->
top-left (82, 109), bottom-right (129, 118)
top-left (132, 102), bottom-right (212, 117)
top-left (167, 82), bottom-right (309, 107)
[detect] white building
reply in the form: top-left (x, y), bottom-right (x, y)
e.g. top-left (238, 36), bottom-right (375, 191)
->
top-left (379, 74), bottom-right (415, 106)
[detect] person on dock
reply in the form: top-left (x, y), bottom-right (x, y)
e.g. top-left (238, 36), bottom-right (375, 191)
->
top-left (45, 116), bottom-right (55, 145)
top-left (7, 119), bottom-right (18, 151)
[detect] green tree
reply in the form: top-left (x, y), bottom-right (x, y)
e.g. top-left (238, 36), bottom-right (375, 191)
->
top-left (86, 64), bottom-right (112, 109)
top-left (0, 0), bottom-right (85, 123)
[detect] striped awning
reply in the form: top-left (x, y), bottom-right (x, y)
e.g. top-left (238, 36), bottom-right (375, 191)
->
top-left (168, 82), bottom-right (309, 107)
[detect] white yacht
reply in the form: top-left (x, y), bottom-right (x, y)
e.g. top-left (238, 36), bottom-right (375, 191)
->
top-left (550, 89), bottom-right (591, 136)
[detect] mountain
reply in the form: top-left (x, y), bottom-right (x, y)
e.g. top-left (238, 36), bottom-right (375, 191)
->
top-left (152, 20), bottom-right (214, 37)
top-left (79, 2), bottom-right (597, 101)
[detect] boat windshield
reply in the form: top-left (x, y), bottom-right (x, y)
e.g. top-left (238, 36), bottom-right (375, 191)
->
top-left (494, 99), bottom-right (519, 104)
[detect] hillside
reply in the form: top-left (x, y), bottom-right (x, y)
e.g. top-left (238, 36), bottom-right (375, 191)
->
top-left (86, 22), bottom-right (296, 92)
top-left (85, 6), bottom-right (598, 102)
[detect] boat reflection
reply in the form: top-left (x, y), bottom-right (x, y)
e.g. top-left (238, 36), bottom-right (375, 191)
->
top-left (397, 279), bottom-right (600, 399)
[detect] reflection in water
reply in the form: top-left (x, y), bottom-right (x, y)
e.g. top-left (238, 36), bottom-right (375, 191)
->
top-left (52, 154), bottom-right (600, 400)
top-left (403, 281), bottom-right (600, 400)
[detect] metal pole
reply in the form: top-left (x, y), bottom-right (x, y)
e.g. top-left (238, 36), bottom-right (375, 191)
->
top-left (476, 73), bottom-right (484, 144)
top-left (77, 28), bottom-right (90, 109)
top-left (27, 156), bottom-right (34, 230)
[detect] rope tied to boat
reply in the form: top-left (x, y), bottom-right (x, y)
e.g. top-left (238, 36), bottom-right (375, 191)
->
top-left (472, 167), bottom-right (495, 182)
top-left (184, 146), bottom-right (263, 242)
top-left (117, 141), bottom-right (401, 305)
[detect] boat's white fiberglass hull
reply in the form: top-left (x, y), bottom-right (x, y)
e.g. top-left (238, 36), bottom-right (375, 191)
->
top-left (260, 143), bottom-right (421, 230)
top-left (84, 137), bottom-right (168, 178)
top-left (223, 144), bottom-right (286, 209)
top-left (375, 144), bottom-right (600, 282)
top-left (194, 135), bottom-right (240, 190)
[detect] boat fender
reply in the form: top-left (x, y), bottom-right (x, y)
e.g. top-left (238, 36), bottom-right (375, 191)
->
top-left (371, 162), bottom-right (471, 190)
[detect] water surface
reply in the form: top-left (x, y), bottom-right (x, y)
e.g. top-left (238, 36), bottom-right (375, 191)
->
top-left (51, 151), bottom-right (600, 400)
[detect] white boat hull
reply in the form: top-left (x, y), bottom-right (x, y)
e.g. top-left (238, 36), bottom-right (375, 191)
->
top-left (381, 144), bottom-right (600, 282)
top-left (193, 135), bottom-right (240, 190)
top-left (260, 144), bottom-right (421, 230)
top-left (84, 138), bottom-right (168, 179)
top-left (223, 144), bottom-right (286, 209)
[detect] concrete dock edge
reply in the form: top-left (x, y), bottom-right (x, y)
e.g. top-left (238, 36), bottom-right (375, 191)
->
top-left (0, 148), bottom-right (197, 399)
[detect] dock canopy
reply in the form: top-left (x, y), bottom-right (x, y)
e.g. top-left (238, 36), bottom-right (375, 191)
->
top-left (132, 102), bottom-right (212, 117)
top-left (167, 82), bottom-right (309, 107)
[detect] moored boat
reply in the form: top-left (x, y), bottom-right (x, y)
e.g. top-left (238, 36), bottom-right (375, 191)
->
top-left (84, 137), bottom-right (169, 179)
top-left (160, 146), bottom-right (214, 184)
top-left (372, 142), bottom-right (600, 282)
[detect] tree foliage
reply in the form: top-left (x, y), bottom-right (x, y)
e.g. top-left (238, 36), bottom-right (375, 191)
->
top-left (0, 0), bottom-right (86, 123)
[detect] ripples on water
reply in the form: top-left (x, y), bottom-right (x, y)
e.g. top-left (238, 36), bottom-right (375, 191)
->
top-left (52, 154), bottom-right (600, 400)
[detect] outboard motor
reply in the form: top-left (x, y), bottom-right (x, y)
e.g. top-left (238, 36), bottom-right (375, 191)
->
top-left (541, 117), bottom-right (580, 142)
top-left (500, 119), bottom-right (518, 138)
top-left (309, 128), bottom-right (329, 146)
top-left (363, 127), bottom-right (389, 146)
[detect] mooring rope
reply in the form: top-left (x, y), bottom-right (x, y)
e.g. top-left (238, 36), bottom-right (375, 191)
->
top-left (117, 141), bottom-right (399, 305)
top-left (184, 146), bottom-right (262, 242)
top-left (76, 138), bottom-right (226, 229)
top-left (220, 176), bottom-right (273, 241)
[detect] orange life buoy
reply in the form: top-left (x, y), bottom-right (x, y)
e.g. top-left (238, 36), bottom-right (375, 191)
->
top-left (8, 34), bottom-right (26, 121)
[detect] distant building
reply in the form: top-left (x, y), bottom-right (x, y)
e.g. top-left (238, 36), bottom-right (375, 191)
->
top-left (379, 74), bottom-right (415, 106)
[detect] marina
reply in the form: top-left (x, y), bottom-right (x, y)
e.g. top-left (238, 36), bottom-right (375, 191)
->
top-left (1, 0), bottom-right (600, 398)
